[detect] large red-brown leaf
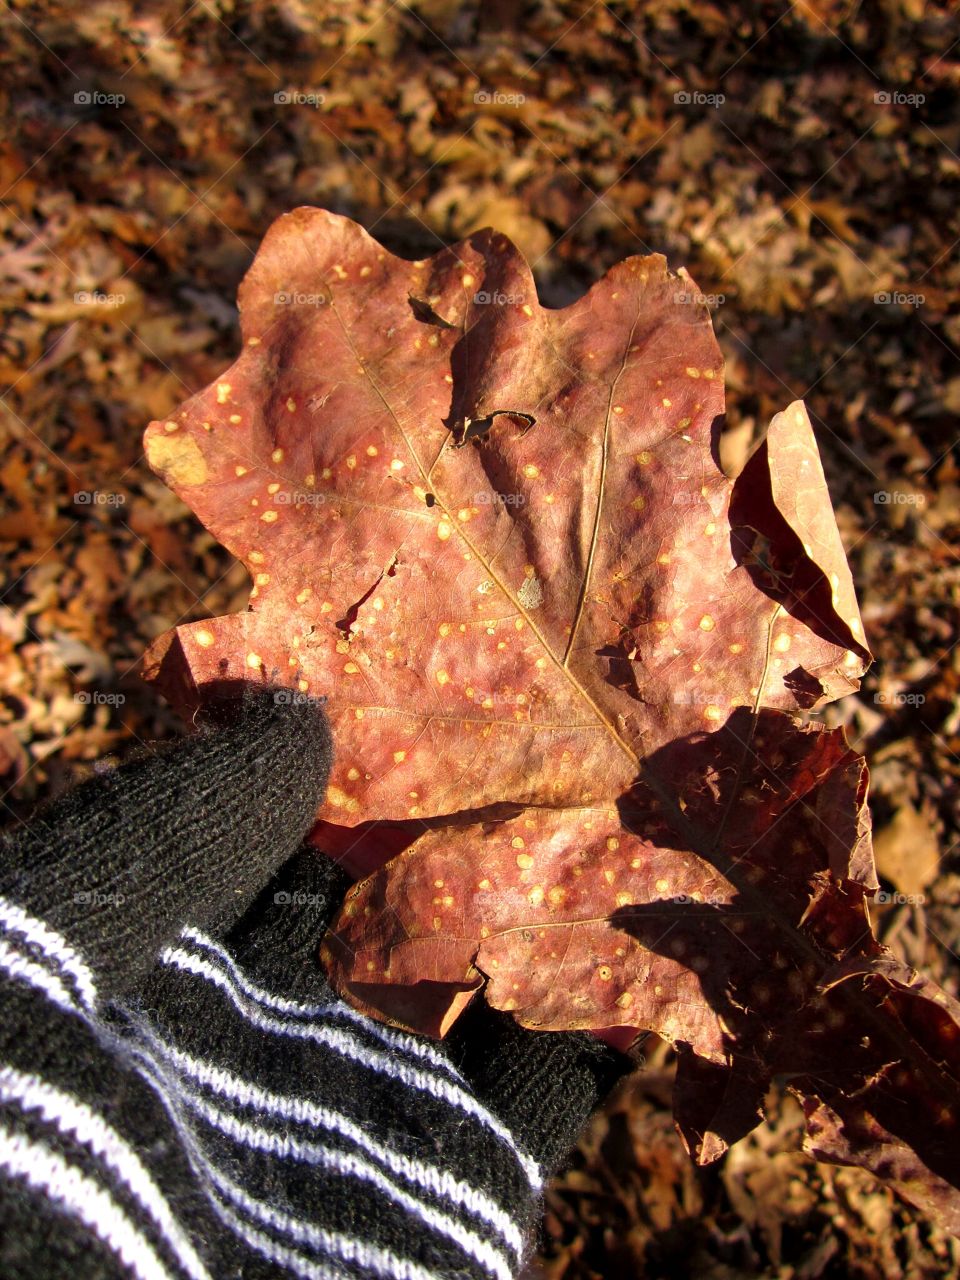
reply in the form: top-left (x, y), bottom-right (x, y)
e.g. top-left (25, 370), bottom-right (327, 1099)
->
top-left (141, 208), bottom-right (960, 1229)
top-left (142, 207), bottom-right (866, 822)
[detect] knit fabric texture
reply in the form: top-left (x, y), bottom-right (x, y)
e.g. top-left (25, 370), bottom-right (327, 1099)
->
top-left (0, 690), bottom-right (630, 1280)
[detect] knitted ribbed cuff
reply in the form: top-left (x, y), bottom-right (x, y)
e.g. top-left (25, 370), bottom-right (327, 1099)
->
top-left (0, 689), bottom-right (333, 1001)
top-left (226, 847), bottom-right (352, 1000)
top-left (445, 1000), bottom-right (633, 1177)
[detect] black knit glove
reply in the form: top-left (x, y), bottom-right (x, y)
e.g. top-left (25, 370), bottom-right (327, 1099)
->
top-left (0, 689), bottom-right (631, 1280)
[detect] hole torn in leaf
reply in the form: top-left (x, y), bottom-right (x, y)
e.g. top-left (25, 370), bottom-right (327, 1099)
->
top-left (784, 666), bottom-right (827, 709)
top-left (335, 555), bottom-right (399, 637)
top-left (408, 295), bottom-right (457, 329)
top-left (451, 410), bottom-right (536, 448)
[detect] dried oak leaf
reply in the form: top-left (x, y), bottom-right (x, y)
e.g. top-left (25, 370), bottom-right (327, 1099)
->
top-left (803, 957), bottom-right (960, 1235)
top-left (140, 208), bottom-right (960, 1227)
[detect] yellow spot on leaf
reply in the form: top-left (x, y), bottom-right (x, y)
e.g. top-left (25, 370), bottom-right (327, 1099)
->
top-left (216, 382), bottom-right (231, 403)
top-left (261, 510), bottom-right (279, 523)
top-left (195, 629), bottom-right (215, 648)
top-left (296, 587), bottom-right (312, 604)
top-left (699, 615), bottom-right (715, 631)
top-left (145, 433), bottom-right (209, 487)
top-left (246, 652), bottom-right (262, 669)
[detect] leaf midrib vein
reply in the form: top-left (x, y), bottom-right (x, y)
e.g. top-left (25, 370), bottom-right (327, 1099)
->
top-left (329, 293), bottom-right (642, 771)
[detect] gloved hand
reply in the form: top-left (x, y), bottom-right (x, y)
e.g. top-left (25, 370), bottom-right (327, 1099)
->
top-left (0, 688), bottom-right (632, 1280)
